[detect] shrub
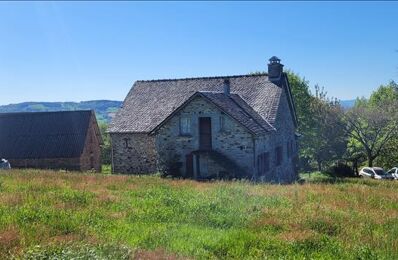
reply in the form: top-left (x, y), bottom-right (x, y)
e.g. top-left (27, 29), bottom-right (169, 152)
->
top-left (158, 154), bottom-right (183, 178)
top-left (326, 163), bottom-right (355, 177)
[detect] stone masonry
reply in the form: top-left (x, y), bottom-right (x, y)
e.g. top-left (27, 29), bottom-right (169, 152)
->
top-left (109, 57), bottom-right (299, 182)
top-left (155, 95), bottom-right (255, 178)
top-left (110, 133), bottom-right (157, 174)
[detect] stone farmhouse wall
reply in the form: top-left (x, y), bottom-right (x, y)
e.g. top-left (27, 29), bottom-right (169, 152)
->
top-left (255, 87), bottom-right (298, 183)
top-left (110, 80), bottom-right (298, 182)
top-left (155, 95), bottom-right (255, 178)
top-left (110, 133), bottom-right (157, 174)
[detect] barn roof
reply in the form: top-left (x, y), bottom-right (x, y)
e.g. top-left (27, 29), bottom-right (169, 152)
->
top-left (0, 110), bottom-right (96, 159)
top-left (109, 74), bottom-right (284, 133)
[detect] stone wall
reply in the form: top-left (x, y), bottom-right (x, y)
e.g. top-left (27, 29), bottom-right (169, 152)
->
top-left (255, 82), bottom-right (298, 183)
top-left (9, 157), bottom-right (81, 171)
top-left (155, 95), bottom-right (255, 178)
top-left (80, 116), bottom-right (102, 172)
top-left (110, 133), bottom-right (157, 174)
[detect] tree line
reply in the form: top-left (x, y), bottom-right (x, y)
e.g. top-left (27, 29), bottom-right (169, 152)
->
top-left (289, 71), bottom-right (398, 175)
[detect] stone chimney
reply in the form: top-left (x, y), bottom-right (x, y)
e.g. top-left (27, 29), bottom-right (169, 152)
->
top-left (223, 79), bottom-right (230, 96)
top-left (268, 56), bottom-right (284, 83)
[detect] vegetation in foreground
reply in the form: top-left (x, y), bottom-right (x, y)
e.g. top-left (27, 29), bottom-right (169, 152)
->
top-left (1, 170), bottom-right (398, 259)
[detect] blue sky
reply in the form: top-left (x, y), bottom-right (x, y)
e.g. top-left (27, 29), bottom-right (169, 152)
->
top-left (1, 1), bottom-right (397, 105)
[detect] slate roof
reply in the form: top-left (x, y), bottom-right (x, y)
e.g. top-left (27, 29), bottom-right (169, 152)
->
top-left (109, 74), bottom-right (284, 133)
top-left (0, 110), bottom-right (95, 159)
top-left (150, 91), bottom-right (275, 135)
top-left (199, 92), bottom-right (275, 134)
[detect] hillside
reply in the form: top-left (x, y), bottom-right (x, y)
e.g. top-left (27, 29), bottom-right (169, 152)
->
top-left (0, 170), bottom-right (397, 259)
top-left (0, 99), bottom-right (355, 124)
top-left (340, 99), bottom-right (355, 109)
top-left (0, 100), bottom-right (122, 123)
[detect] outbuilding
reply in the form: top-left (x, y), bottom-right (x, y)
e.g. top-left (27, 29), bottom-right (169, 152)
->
top-left (0, 110), bottom-right (102, 172)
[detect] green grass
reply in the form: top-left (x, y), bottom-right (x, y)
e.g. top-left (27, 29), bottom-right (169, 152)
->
top-left (101, 164), bottom-right (112, 174)
top-left (1, 169), bottom-right (398, 259)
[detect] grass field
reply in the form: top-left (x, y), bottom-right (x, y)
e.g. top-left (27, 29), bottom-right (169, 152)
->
top-left (0, 170), bottom-right (398, 259)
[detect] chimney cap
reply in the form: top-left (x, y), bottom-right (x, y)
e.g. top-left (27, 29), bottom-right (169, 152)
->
top-left (269, 56), bottom-right (281, 63)
top-left (223, 78), bottom-right (230, 84)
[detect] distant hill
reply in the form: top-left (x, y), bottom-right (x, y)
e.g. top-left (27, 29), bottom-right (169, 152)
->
top-left (0, 99), bottom-right (356, 123)
top-left (0, 100), bottom-right (122, 123)
top-left (340, 99), bottom-right (356, 109)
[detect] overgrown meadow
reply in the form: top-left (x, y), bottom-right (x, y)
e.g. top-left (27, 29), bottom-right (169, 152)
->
top-left (1, 170), bottom-right (398, 259)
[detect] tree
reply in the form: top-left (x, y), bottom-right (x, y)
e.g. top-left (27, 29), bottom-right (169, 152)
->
top-left (286, 71), bottom-right (316, 171)
top-left (302, 85), bottom-right (347, 171)
top-left (288, 72), bottom-right (347, 171)
top-left (344, 99), bottom-right (398, 167)
top-left (369, 81), bottom-right (398, 168)
top-left (98, 122), bottom-right (112, 165)
top-left (343, 138), bottom-right (366, 175)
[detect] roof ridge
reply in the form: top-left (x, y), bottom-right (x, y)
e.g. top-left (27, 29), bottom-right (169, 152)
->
top-left (0, 110), bottom-right (93, 117)
top-left (136, 73), bottom-right (268, 83)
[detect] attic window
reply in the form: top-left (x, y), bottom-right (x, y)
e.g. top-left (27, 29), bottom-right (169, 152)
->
top-left (220, 115), bottom-right (228, 132)
top-left (180, 117), bottom-right (191, 135)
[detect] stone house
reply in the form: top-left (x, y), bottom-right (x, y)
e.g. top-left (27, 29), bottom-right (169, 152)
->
top-left (109, 57), bottom-right (299, 182)
top-left (0, 110), bottom-right (102, 172)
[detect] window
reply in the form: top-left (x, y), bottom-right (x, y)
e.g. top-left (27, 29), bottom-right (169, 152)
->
top-left (363, 169), bottom-right (373, 175)
top-left (180, 117), bottom-right (191, 135)
top-left (220, 115), bottom-right (227, 132)
top-left (257, 152), bottom-right (270, 176)
top-left (275, 146), bottom-right (283, 166)
top-left (123, 138), bottom-right (131, 149)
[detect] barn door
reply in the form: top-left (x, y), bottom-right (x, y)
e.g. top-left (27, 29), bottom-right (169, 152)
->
top-left (199, 117), bottom-right (212, 150)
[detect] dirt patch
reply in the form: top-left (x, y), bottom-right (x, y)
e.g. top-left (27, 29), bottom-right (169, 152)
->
top-left (0, 193), bottom-right (23, 206)
top-left (0, 227), bottom-right (20, 255)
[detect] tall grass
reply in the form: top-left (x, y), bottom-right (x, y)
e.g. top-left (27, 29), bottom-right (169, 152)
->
top-left (0, 169), bottom-right (397, 259)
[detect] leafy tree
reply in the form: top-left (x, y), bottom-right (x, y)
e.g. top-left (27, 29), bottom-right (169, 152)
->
top-left (343, 138), bottom-right (366, 175)
top-left (288, 72), bottom-right (347, 171)
top-left (99, 122), bottom-right (112, 165)
top-left (369, 81), bottom-right (398, 168)
top-left (286, 71), bottom-right (315, 171)
top-left (344, 95), bottom-right (398, 167)
top-left (299, 85), bottom-right (347, 171)
top-left (368, 81), bottom-right (398, 106)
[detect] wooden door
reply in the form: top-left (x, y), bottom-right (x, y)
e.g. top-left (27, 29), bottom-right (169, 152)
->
top-left (199, 117), bottom-right (212, 150)
top-left (186, 153), bottom-right (193, 177)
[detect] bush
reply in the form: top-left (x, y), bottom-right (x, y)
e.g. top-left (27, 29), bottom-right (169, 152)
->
top-left (326, 163), bottom-right (355, 178)
top-left (158, 154), bottom-right (183, 178)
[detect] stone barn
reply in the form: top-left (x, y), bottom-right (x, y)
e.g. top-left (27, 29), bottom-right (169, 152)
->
top-left (0, 110), bottom-right (102, 172)
top-left (109, 57), bottom-right (299, 182)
